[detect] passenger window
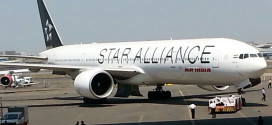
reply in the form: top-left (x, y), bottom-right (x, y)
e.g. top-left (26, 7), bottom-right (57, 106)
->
top-left (258, 53), bottom-right (263, 57)
top-left (244, 54), bottom-right (249, 59)
top-left (239, 54), bottom-right (243, 59)
top-left (250, 54), bottom-right (257, 57)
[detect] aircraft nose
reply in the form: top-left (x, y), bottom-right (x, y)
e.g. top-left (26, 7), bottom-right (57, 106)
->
top-left (251, 58), bottom-right (267, 78)
top-left (261, 58), bottom-right (267, 69)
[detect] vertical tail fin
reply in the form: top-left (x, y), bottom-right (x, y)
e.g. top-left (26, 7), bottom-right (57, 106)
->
top-left (37, 0), bottom-right (63, 50)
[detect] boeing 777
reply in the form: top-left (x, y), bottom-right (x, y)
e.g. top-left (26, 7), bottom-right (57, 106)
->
top-left (0, 0), bottom-right (267, 104)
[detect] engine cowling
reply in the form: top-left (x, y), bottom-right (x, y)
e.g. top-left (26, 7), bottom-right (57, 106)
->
top-left (197, 85), bottom-right (229, 91)
top-left (74, 69), bottom-right (114, 99)
top-left (0, 75), bottom-right (13, 86)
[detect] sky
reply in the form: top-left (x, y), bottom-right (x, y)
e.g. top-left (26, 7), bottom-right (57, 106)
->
top-left (1, 0), bottom-right (272, 54)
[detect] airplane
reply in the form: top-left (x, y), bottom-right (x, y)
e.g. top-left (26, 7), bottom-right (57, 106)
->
top-left (0, 58), bottom-right (7, 62)
top-left (253, 43), bottom-right (272, 59)
top-left (0, 74), bottom-right (35, 88)
top-left (0, 0), bottom-right (267, 104)
top-left (0, 69), bottom-right (38, 88)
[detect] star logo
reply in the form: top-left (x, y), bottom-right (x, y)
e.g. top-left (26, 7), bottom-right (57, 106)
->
top-left (44, 19), bottom-right (54, 42)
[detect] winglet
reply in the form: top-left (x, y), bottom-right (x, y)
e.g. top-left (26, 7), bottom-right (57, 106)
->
top-left (37, 0), bottom-right (63, 50)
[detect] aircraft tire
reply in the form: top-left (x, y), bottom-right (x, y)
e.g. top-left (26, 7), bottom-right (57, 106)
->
top-left (148, 91), bottom-right (155, 100)
top-left (83, 97), bottom-right (89, 104)
top-left (166, 91), bottom-right (171, 99)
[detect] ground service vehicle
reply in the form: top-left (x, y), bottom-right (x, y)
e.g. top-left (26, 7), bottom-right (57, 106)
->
top-left (1, 106), bottom-right (29, 125)
top-left (23, 77), bottom-right (33, 84)
top-left (208, 95), bottom-right (242, 113)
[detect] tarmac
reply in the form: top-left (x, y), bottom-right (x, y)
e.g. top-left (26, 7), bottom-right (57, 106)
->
top-left (0, 72), bottom-right (272, 125)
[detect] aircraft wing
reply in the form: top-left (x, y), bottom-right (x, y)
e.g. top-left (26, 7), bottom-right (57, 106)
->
top-left (0, 55), bottom-right (48, 60)
top-left (0, 69), bottom-right (30, 76)
top-left (0, 62), bottom-right (143, 80)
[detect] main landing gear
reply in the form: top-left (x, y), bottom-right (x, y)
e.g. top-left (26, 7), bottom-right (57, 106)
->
top-left (148, 84), bottom-right (171, 100)
top-left (83, 97), bottom-right (107, 104)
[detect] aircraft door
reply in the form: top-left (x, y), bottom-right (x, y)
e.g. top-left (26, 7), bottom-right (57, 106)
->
top-left (212, 51), bottom-right (220, 68)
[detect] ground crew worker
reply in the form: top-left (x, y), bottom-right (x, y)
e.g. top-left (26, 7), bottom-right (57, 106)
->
top-left (262, 88), bottom-right (266, 101)
top-left (188, 104), bottom-right (196, 119)
top-left (81, 121), bottom-right (86, 125)
top-left (268, 79), bottom-right (271, 89)
top-left (238, 88), bottom-right (243, 95)
top-left (258, 116), bottom-right (263, 125)
top-left (210, 102), bottom-right (216, 118)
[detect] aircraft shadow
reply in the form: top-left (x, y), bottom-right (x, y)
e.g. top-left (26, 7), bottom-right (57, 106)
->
top-left (92, 116), bottom-right (272, 125)
top-left (182, 89), bottom-right (260, 100)
top-left (104, 97), bottom-right (267, 107)
top-left (100, 88), bottom-right (267, 107)
top-left (1, 96), bottom-right (82, 102)
top-left (1, 88), bottom-right (267, 108)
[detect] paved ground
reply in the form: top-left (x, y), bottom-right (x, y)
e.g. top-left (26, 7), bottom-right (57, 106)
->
top-left (0, 72), bottom-right (272, 125)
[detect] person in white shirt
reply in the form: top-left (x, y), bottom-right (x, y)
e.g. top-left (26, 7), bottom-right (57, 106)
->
top-left (210, 103), bottom-right (216, 118)
top-left (262, 88), bottom-right (266, 101)
top-left (188, 104), bottom-right (196, 119)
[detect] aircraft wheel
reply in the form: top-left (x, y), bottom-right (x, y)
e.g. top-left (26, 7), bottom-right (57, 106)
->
top-left (148, 91), bottom-right (155, 100)
top-left (166, 91), bottom-right (171, 99)
top-left (155, 91), bottom-right (160, 99)
top-left (162, 91), bottom-right (167, 99)
top-left (83, 97), bottom-right (89, 104)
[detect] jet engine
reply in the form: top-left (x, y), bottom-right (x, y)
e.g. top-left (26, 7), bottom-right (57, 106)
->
top-left (74, 69), bottom-right (114, 99)
top-left (197, 85), bottom-right (229, 91)
top-left (0, 75), bottom-right (13, 86)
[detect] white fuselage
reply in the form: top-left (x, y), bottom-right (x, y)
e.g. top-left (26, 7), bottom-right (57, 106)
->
top-left (40, 38), bottom-right (267, 86)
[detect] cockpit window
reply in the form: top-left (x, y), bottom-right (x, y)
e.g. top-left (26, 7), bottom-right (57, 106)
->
top-left (244, 54), bottom-right (249, 59)
top-left (239, 54), bottom-right (243, 59)
top-left (239, 53), bottom-right (262, 59)
top-left (258, 53), bottom-right (263, 57)
top-left (250, 54), bottom-right (257, 57)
